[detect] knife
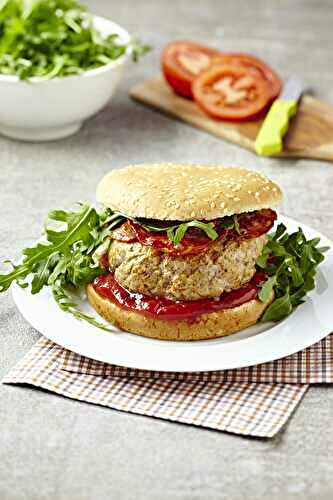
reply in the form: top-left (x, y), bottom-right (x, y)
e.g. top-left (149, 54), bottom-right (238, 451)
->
top-left (254, 77), bottom-right (304, 156)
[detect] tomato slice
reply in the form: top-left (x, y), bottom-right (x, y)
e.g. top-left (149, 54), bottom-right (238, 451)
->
top-left (192, 64), bottom-right (271, 121)
top-left (161, 41), bottom-right (282, 104)
top-left (162, 41), bottom-right (221, 99)
top-left (218, 53), bottom-right (282, 101)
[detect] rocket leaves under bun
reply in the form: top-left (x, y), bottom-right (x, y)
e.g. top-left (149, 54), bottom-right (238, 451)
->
top-left (139, 219), bottom-right (219, 244)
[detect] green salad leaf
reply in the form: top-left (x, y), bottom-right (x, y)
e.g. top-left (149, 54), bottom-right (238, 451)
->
top-left (0, 0), bottom-right (150, 80)
top-left (168, 221), bottom-right (218, 245)
top-left (258, 275), bottom-right (276, 303)
top-left (257, 223), bottom-right (328, 322)
top-left (140, 220), bottom-right (219, 245)
top-left (0, 204), bottom-right (114, 329)
top-left (219, 214), bottom-right (241, 234)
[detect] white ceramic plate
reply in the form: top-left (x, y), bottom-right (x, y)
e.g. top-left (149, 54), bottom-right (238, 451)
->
top-left (12, 215), bottom-right (333, 372)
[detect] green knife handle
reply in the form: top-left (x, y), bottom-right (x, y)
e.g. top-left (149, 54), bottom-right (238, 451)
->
top-left (255, 99), bottom-right (298, 156)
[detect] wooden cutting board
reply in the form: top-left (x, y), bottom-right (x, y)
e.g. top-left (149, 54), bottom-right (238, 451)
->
top-left (130, 77), bottom-right (333, 163)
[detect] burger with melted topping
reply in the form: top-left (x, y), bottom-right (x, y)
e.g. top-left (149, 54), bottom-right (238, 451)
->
top-left (87, 163), bottom-right (282, 341)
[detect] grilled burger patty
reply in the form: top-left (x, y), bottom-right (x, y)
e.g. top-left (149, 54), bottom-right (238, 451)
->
top-left (107, 234), bottom-right (267, 301)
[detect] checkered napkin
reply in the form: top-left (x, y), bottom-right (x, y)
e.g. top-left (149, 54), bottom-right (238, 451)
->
top-left (3, 333), bottom-right (333, 438)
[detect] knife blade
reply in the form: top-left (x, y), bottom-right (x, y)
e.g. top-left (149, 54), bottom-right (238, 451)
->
top-left (254, 77), bottom-right (305, 156)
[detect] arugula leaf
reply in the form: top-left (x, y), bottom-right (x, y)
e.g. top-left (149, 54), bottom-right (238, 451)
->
top-left (131, 38), bottom-right (151, 62)
top-left (187, 221), bottom-right (219, 241)
top-left (215, 214), bottom-right (242, 235)
top-left (257, 224), bottom-right (328, 322)
top-left (258, 275), bottom-right (276, 303)
top-left (0, 204), bottom-right (101, 289)
top-left (31, 253), bottom-right (58, 294)
top-left (165, 220), bottom-right (219, 245)
top-left (0, 0), bottom-right (150, 80)
top-left (233, 215), bottom-right (241, 235)
top-left (261, 292), bottom-right (293, 322)
top-left (256, 248), bottom-right (270, 269)
top-left (139, 219), bottom-right (219, 245)
top-left (52, 281), bottom-right (113, 332)
top-left (171, 224), bottom-right (188, 245)
top-left (0, 203), bottom-right (114, 328)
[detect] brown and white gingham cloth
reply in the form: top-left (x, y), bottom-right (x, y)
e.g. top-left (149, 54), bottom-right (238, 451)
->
top-left (3, 333), bottom-right (333, 438)
top-left (59, 333), bottom-right (333, 384)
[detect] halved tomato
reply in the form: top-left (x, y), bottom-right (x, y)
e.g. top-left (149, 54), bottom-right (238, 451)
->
top-left (192, 64), bottom-right (271, 121)
top-left (162, 41), bottom-right (222, 99)
top-left (218, 52), bottom-right (282, 101)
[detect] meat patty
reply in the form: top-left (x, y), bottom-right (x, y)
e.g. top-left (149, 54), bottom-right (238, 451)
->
top-left (108, 235), bottom-right (267, 301)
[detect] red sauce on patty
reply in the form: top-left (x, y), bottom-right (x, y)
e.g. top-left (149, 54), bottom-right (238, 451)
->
top-left (111, 209), bottom-right (276, 257)
top-left (92, 271), bottom-right (267, 321)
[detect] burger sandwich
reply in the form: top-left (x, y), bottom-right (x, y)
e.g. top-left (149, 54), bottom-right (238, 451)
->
top-left (0, 164), bottom-right (326, 341)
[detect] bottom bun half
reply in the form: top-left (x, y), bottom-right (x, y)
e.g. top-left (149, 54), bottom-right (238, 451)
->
top-left (87, 284), bottom-right (273, 341)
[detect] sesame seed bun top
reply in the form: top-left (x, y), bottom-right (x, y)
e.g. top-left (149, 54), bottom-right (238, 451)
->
top-left (96, 163), bottom-right (283, 220)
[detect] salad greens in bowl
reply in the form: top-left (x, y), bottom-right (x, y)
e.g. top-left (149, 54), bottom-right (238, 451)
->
top-left (0, 0), bottom-right (149, 141)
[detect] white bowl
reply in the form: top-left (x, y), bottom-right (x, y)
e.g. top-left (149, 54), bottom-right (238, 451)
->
top-left (0, 17), bottom-right (130, 141)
